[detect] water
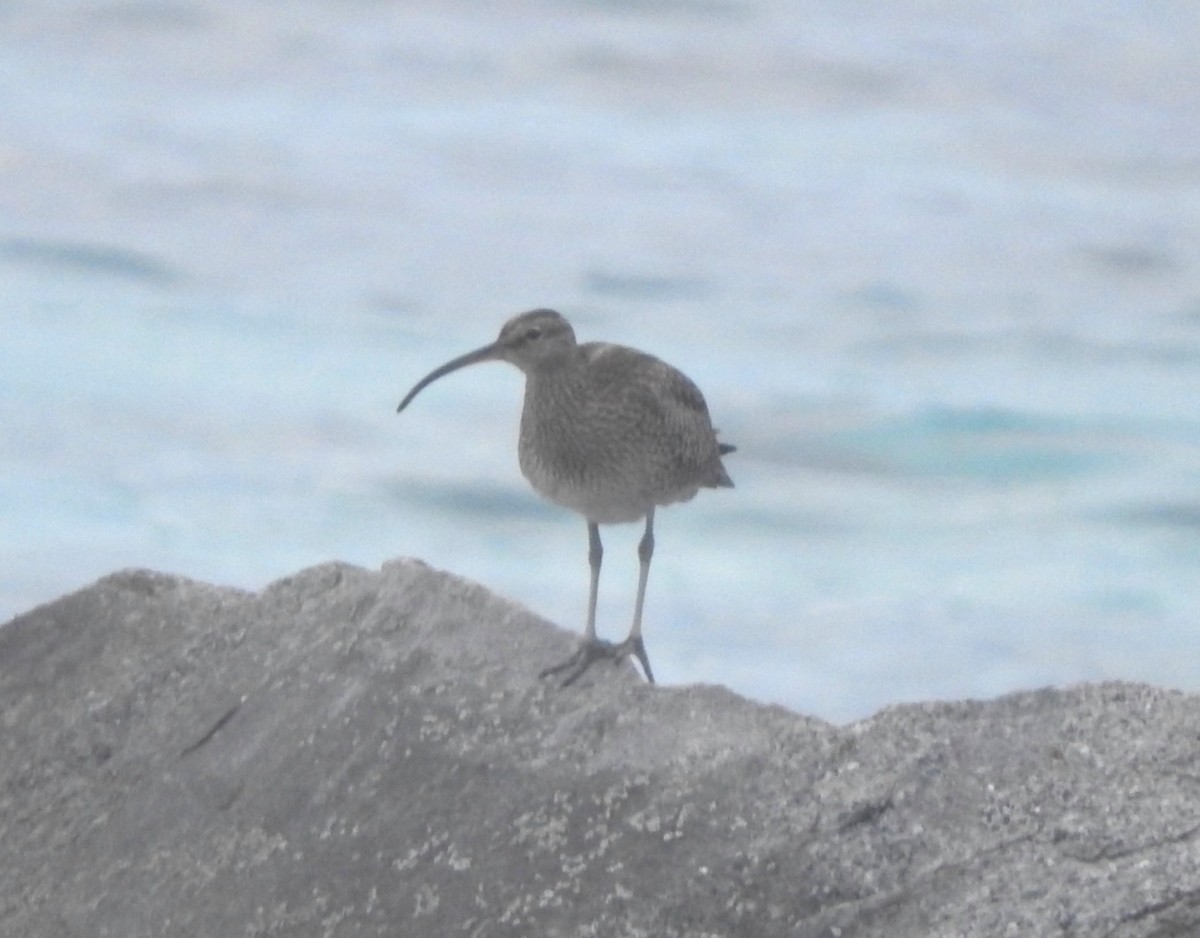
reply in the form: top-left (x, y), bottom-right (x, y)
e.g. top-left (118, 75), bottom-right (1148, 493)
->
top-left (3, 0), bottom-right (1199, 721)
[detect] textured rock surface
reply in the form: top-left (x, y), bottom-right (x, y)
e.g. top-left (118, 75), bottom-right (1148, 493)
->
top-left (3, 560), bottom-right (1199, 937)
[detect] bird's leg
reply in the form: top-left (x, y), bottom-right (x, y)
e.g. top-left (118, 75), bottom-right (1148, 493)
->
top-left (584, 520), bottom-right (602, 643)
top-left (540, 516), bottom-right (657, 687)
top-left (612, 509), bottom-right (656, 683)
top-left (539, 522), bottom-right (616, 686)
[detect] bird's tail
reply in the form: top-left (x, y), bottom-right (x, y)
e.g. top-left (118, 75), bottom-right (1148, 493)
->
top-left (708, 441), bottom-right (736, 488)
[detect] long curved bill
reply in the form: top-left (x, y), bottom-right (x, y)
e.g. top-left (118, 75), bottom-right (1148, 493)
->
top-left (397, 343), bottom-right (502, 413)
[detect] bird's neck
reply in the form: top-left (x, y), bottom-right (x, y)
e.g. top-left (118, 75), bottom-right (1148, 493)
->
top-left (524, 349), bottom-right (582, 386)
top-left (522, 353), bottom-right (588, 425)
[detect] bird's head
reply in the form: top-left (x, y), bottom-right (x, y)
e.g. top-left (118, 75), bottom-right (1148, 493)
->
top-left (493, 308), bottom-right (577, 372)
top-left (397, 308), bottom-right (577, 413)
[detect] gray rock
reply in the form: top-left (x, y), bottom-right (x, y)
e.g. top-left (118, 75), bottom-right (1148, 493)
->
top-left (2, 559), bottom-right (1199, 937)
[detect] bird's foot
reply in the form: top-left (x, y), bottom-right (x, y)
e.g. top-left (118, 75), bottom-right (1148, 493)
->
top-left (539, 639), bottom-right (615, 688)
top-left (611, 635), bottom-right (655, 685)
top-left (538, 636), bottom-right (655, 687)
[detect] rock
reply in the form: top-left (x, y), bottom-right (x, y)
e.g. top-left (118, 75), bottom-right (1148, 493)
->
top-left (2, 559), bottom-right (1199, 937)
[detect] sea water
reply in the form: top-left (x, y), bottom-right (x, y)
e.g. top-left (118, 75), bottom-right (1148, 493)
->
top-left (2, 0), bottom-right (1198, 721)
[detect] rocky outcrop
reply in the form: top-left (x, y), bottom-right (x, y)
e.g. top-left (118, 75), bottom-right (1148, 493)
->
top-left (3, 560), bottom-right (1198, 937)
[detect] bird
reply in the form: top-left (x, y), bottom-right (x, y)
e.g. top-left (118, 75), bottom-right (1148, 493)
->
top-left (396, 308), bottom-right (735, 686)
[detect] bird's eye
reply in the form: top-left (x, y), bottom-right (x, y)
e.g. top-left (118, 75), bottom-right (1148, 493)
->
top-left (524, 327), bottom-right (543, 341)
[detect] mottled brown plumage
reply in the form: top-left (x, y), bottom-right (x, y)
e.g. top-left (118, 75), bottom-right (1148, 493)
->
top-left (397, 308), bottom-right (735, 685)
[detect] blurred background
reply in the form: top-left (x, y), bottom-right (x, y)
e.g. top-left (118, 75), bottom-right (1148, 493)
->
top-left (2, 0), bottom-right (1198, 721)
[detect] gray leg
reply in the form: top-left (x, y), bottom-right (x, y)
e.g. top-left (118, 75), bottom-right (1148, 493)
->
top-left (630, 509), bottom-right (654, 641)
top-left (539, 516), bottom-right (655, 687)
top-left (616, 509), bottom-right (656, 683)
top-left (584, 521), bottom-right (601, 643)
top-left (539, 520), bottom-right (613, 686)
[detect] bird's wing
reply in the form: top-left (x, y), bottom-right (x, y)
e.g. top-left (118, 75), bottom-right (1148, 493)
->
top-left (579, 341), bottom-right (720, 448)
top-left (580, 342), bottom-right (710, 411)
top-left (657, 363), bottom-right (711, 417)
top-left (578, 341), bottom-right (732, 488)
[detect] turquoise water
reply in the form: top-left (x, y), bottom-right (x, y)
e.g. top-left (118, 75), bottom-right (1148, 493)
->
top-left (2, 0), bottom-right (1199, 720)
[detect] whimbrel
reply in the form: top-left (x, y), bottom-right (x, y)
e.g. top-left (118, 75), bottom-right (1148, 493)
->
top-left (397, 309), bottom-right (735, 686)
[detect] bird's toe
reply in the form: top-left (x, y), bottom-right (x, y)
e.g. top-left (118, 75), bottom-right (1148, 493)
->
top-left (538, 639), bottom-right (614, 687)
top-left (540, 636), bottom-right (656, 687)
top-left (611, 635), bottom-right (655, 684)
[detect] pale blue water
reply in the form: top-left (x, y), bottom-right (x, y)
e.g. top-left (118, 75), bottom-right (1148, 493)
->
top-left (3, 0), bottom-right (1199, 721)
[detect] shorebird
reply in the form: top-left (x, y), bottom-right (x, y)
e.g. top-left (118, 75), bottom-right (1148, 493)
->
top-left (396, 309), bottom-right (735, 686)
